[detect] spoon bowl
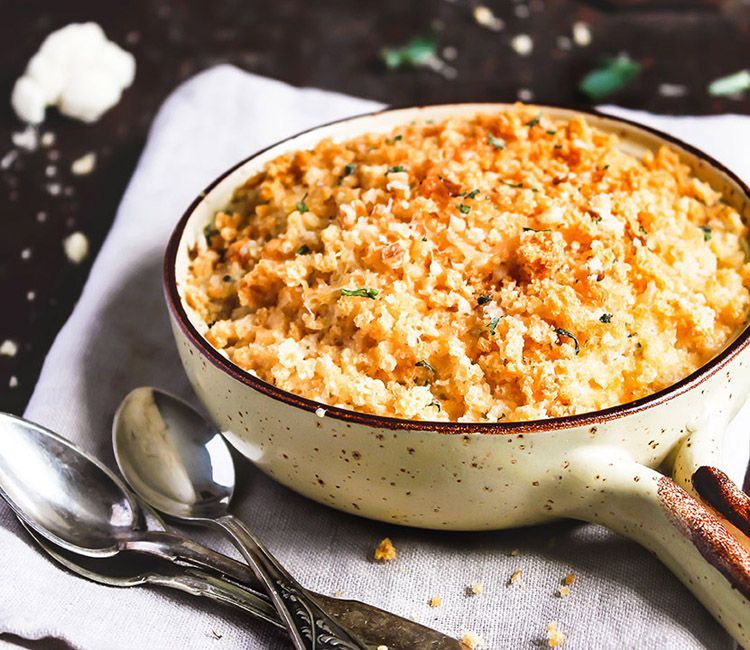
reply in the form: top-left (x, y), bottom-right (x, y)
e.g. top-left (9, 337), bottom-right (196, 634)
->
top-left (113, 387), bottom-right (367, 649)
top-left (0, 412), bottom-right (138, 556)
top-left (113, 387), bottom-right (235, 520)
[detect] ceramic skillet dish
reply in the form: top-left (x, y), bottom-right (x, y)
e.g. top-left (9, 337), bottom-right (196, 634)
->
top-left (164, 104), bottom-right (750, 645)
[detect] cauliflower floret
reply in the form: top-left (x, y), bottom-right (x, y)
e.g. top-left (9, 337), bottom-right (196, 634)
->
top-left (11, 22), bottom-right (135, 124)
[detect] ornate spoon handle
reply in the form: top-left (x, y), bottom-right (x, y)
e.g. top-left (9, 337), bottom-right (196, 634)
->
top-left (215, 514), bottom-right (365, 650)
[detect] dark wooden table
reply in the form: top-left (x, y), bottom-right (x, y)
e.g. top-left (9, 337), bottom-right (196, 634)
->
top-left (2, 0), bottom-right (749, 414)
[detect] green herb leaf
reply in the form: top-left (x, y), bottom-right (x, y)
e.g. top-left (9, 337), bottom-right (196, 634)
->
top-left (203, 223), bottom-right (219, 240)
top-left (462, 189), bottom-right (480, 199)
top-left (296, 193), bottom-right (309, 213)
top-left (487, 133), bottom-right (506, 150)
top-left (555, 327), bottom-right (580, 355)
top-left (381, 34), bottom-right (439, 70)
top-left (429, 400), bottom-right (442, 412)
top-left (341, 287), bottom-right (379, 299)
top-left (457, 203), bottom-right (471, 214)
top-left (489, 317), bottom-right (501, 335)
top-left (415, 360), bottom-right (436, 372)
top-left (523, 227), bottom-right (551, 232)
top-left (526, 115), bottom-right (541, 128)
top-left (477, 295), bottom-right (492, 305)
top-left (421, 236), bottom-right (428, 242)
top-left (343, 163), bottom-right (357, 176)
top-left (546, 130), bottom-right (557, 136)
top-left (708, 70), bottom-right (750, 97)
top-left (579, 55), bottom-right (641, 101)
top-left (297, 245), bottom-right (311, 255)
top-left (385, 165), bottom-right (406, 175)
top-left (700, 225), bottom-right (712, 241)
top-left (502, 180), bottom-right (523, 188)
top-left (599, 313), bottom-right (613, 323)
top-left (393, 134), bottom-right (403, 142)
top-left (222, 275), bottom-right (232, 282)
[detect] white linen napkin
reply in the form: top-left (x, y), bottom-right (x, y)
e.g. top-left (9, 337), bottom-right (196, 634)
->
top-left (2, 65), bottom-right (748, 650)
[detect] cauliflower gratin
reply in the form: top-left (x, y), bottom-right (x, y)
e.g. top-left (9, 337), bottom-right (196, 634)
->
top-left (184, 107), bottom-right (750, 423)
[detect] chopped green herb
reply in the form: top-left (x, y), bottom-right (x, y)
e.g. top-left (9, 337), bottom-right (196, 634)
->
top-left (502, 180), bottom-right (523, 188)
top-left (553, 144), bottom-right (563, 150)
top-left (421, 236), bottom-right (428, 242)
top-left (341, 287), bottom-right (379, 299)
top-left (523, 227), bottom-right (551, 232)
top-left (708, 70), bottom-right (750, 97)
top-left (592, 215), bottom-right (603, 223)
top-left (203, 223), bottom-right (219, 240)
top-left (487, 133), bottom-right (506, 150)
top-left (526, 115), bottom-right (541, 128)
top-left (477, 295), bottom-right (492, 306)
top-left (579, 55), bottom-right (641, 100)
top-left (343, 163), bottom-right (357, 176)
top-left (297, 245), bottom-right (311, 255)
top-left (381, 34), bottom-right (439, 70)
top-left (296, 193), bottom-right (309, 213)
top-left (415, 360), bottom-right (435, 373)
top-left (457, 203), bottom-right (471, 214)
top-left (222, 275), bottom-right (232, 282)
top-left (602, 164), bottom-right (610, 170)
top-left (700, 225), bottom-right (712, 241)
top-left (599, 313), bottom-right (613, 323)
top-left (555, 327), bottom-right (580, 355)
top-left (546, 129), bottom-right (557, 136)
top-left (429, 400), bottom-right (442, 412)
top-left (638, 225), bottom-right (648, 235)
top-left (462, 189), bottom-right (480, 199)
top-left (385, 165), bottom-right (406, 175)
top-left (393, 134), bottom-right (403, 142)
top-left (489, 317), bottom-right (501, 335)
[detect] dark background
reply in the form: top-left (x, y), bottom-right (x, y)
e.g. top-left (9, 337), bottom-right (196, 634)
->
top-left (2, 0), bottom-right (750, 414)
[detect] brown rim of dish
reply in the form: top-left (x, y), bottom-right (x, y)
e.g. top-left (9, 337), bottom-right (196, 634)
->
top-left (164, 103), bottom-right (750, 434)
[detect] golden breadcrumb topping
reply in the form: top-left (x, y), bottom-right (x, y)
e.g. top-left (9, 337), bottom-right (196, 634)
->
top-left (185, 106), bottom-right (750, 422)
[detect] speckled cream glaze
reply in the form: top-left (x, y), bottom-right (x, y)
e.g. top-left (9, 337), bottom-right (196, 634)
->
top-left (166, 105), bottom-right (750, 645)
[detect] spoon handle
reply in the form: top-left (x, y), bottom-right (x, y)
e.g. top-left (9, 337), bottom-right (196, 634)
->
top-left (215, 514), bottom-right (366, 650)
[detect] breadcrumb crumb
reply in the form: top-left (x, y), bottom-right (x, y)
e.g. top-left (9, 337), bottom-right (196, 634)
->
top-left (546, 621), bottom-right (566, 647)
top-left (467, 581), bottom-right (483, 596)
top-left (428, 595), bottom-right (442, 608)
top-left (563, 572), bottom-right (576, 586)
top-left (508, 569), bottom-right (523, 586)
top-left (460, 631), bottom-right (486, 649)
top-left (373, 537), bottom-right (397, 562)
top-left (556, 586), bottom-right (571, 598)
top-left (510, 548), bottom-right (521, 557)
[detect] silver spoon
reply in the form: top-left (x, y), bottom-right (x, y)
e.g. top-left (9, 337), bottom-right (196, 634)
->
top-left (113, 388), bottom-right (366, 650)
top-left (24, 523), bottom-right (283, 630)
top-left (0, 412), bottom-right (460, 649)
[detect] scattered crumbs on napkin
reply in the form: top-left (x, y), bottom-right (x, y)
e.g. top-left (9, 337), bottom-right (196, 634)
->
top-left (546, 621), bottom-right (567, 648)
top-left (466, 581), bottom-right (483, 596)
top-left (460, 630), bottom-right (486, 649)
top-left (373, 537), bottom-right (397, 562)
top-left (428, 595), bottom-right (442, 608)
top-left (508, 569), bottom-right (523, 587)
top-left (509, 548), bottom-right (521, 556)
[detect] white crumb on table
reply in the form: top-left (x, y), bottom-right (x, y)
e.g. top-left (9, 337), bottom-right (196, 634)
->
top-left (0, 340), bottom-right (18, 357)
top-left (11, 126), bottom-right (38, 151)
top-left (511, 34), bottom-right (533, 56)
top-left (315, 407), bottom-right (327, 417)
top-left (572, 21), bottom-right (592, 47)
top-left (71, 152), bottom-right (96, 175)
top-left (473, 5), bottom-right (504, 32)
top-left (9, 376), bottom-right (18, 388)
top-left (63, 231), bottom-right (89, 264)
